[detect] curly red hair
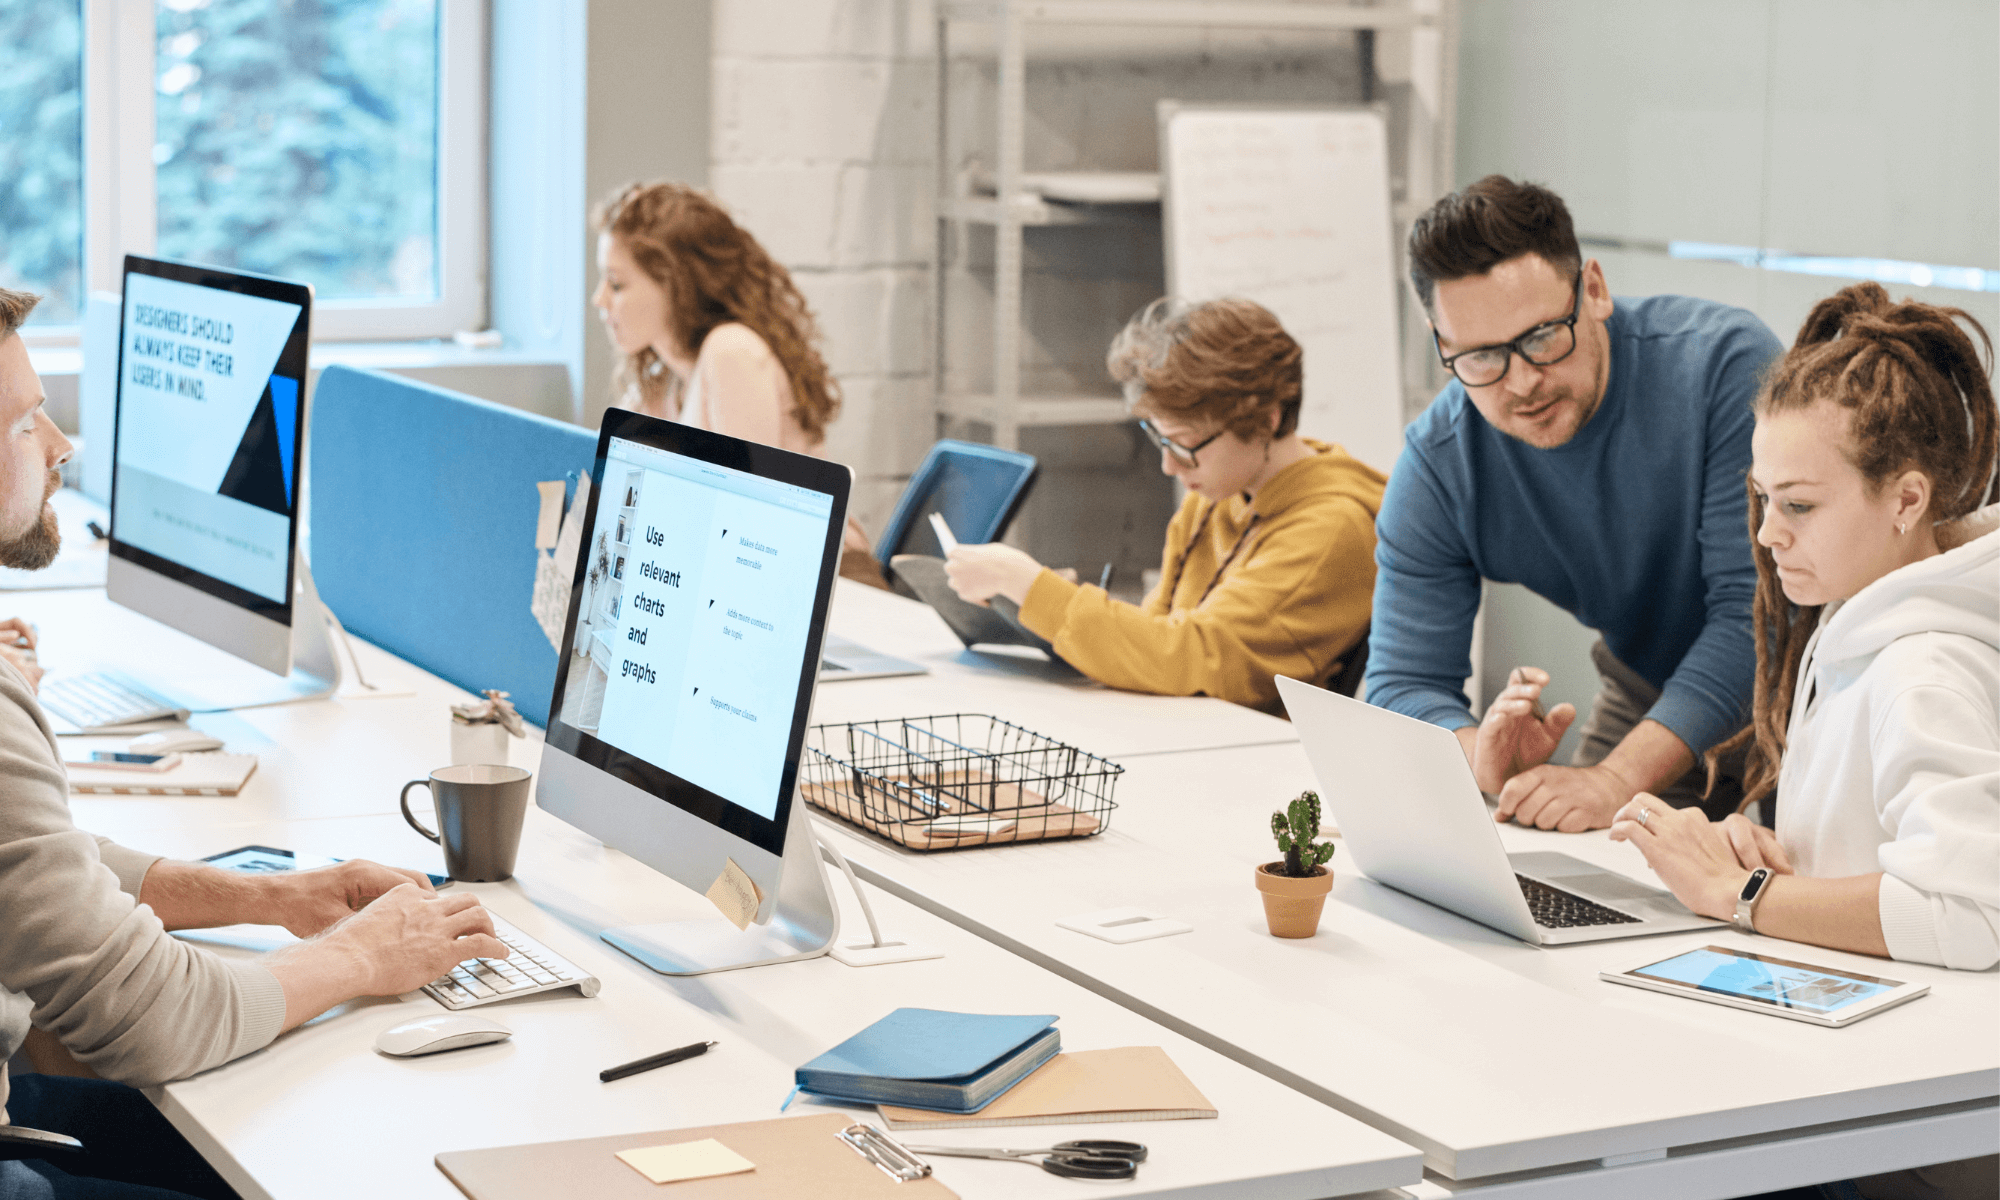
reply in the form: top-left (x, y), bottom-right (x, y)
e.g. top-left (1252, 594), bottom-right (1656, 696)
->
top-left (594, 183), bottom-right (839, 441)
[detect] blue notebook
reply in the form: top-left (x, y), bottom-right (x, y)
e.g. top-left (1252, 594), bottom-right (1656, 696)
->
top-left (794, 1009), bottom-right (1061, 1113)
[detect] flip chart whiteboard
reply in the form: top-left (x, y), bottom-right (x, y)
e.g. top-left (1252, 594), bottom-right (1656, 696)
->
top-left (1160, 104), bottom-right (1404, 474)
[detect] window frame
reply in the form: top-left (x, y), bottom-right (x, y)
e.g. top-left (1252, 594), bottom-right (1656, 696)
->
top-left (22, 0), bottom-right (484, 348)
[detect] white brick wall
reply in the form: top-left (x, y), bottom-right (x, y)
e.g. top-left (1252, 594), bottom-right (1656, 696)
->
top-left (711, 0), bottom-right (936, 538)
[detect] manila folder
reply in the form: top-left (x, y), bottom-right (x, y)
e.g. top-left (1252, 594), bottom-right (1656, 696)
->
top-left (436, 1112), bottom-right (958, 1200)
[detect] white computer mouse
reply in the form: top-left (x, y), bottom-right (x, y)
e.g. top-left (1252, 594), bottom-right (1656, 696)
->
top-left (374, 1013), bottom-right (513, 1058)
top-left (128, 729), bottom-right (224, 755)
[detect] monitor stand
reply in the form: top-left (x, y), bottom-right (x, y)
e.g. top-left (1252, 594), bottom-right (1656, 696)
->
top-left (144, 551), bottom-right (346, 714)
top-left (601, 798), bottom-right (840, 976)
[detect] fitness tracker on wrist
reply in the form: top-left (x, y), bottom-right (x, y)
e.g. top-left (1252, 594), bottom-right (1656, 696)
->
top-left (1733, 867), bottom-right (1773, 934)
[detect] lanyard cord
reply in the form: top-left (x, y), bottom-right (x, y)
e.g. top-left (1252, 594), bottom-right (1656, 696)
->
top-left (1162, 500), bottom-right (1262, 609)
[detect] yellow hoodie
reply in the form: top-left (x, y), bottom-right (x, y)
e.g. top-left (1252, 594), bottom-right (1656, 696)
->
top-left (1017, 439), bottom-right (1386, 713)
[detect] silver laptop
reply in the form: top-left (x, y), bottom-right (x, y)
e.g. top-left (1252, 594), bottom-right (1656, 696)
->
top-left (818, 633), bottom-right (926, 682)
top-left (1276, 676), bottom-right (1723, 946)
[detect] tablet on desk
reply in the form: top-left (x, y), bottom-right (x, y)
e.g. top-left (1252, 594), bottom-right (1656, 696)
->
top-left (1602, 944), bottom-right (1927, 1027)
top-left (204, 845), bottom-right (452, 890)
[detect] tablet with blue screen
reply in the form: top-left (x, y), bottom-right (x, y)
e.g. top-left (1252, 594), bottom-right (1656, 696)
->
top-left (1603, 944), bottom-right (1928, 1026)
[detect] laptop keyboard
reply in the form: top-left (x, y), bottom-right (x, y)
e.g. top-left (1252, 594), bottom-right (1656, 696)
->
top-left (1516, 874), bottom-right (1642, 928)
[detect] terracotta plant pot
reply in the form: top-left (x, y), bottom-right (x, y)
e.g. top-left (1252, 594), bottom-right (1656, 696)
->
top-left (1255, 861), bottom-right (1333, 938)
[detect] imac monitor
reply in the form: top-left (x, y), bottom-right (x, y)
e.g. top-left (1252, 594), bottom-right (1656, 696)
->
top-left (108, 256), bottom-right (313, 679)
top-left (539, 408), bottom-right (850, 974)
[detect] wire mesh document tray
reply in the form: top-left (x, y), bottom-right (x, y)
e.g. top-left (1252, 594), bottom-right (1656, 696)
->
top-left (802, 714), bottom-right (1122, 851)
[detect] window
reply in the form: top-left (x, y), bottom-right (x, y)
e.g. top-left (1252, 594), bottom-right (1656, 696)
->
top-left (8, 0), bottom-right (482, 345)
top-left (0, 2), bottom-right (85, 327)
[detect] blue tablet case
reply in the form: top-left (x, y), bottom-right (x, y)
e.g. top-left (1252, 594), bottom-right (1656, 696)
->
top-left (307, 365), bottom-right (594, 727)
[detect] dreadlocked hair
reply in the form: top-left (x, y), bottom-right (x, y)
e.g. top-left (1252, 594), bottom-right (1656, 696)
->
top-left (1707, 281), bottom-right (1999, 811)
top-left (594, 182), bottom-right (840, 441)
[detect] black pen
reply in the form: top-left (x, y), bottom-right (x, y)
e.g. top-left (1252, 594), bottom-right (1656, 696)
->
top-left (599, 1040), bottom-right (716, 1083)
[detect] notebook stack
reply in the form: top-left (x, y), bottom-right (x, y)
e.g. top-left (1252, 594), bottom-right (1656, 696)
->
top-left (792, 1009), bottom-right (1060, 1114)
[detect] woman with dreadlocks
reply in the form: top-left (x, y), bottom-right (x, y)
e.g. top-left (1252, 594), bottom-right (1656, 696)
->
top-left (1609, 282), bottom-right (1998, 977)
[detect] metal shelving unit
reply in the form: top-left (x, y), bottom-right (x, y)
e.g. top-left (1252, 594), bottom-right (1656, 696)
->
top-left (934, 0), bottom-right (1458, 449)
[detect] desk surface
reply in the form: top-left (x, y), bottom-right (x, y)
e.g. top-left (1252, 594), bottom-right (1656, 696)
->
top-left (112, 812), bottom-right (1418, 1200)
top-left (21, 588), bottom-right (1420, 1200)
top-left (818, 741), bottom-right (2000, 1190)
top-left (18, 585), bottom-right (1996, 1199)
top-left (817, 580), bottom-right (1297, 760)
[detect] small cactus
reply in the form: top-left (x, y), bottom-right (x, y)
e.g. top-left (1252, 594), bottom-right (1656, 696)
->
top-left (1270, 790), bottom-right (1336, 878)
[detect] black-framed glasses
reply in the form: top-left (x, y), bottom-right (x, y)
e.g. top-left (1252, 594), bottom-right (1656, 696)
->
top-left (1137, 418), bottom-right (1225, 468)
top-left (1434, 274), bottom-right (1583, 388)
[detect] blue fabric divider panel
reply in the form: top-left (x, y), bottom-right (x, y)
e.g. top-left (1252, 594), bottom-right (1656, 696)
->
top-left (307, 365), bottom-right (595, 728)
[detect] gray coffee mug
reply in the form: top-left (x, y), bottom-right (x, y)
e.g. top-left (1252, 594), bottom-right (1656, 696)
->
top-left (400, 764), bottom-right (532, 882)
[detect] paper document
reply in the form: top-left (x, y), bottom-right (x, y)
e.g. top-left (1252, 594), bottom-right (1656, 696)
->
top-left (531, 475), bottom-right (591, 652)
top-left (927, 512), bottom-right (958, 553)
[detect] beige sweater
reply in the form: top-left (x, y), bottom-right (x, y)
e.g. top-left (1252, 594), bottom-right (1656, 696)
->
top-left (0, 662), bottom-right (285, 1120)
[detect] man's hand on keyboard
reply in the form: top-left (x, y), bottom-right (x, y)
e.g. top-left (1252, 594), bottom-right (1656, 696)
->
top-left (267, 885), bottom-right (508, 1031)
top-left (268, 859), bottom-right (438, 938)
top-left (0, 616), bottom-right (40, 691)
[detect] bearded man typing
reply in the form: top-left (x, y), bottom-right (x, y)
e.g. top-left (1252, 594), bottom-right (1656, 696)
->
top-left (0, 287), bottom-right (507, 1200)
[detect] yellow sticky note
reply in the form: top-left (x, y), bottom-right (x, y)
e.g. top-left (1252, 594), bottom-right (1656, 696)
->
top-left (616, 1138), bottom-right (756, 1184)
top-left (704, 857), bottom-right (765, 931)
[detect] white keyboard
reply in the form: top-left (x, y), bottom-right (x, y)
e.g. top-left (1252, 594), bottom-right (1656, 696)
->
top-left (420, 912), bottom-right (602, 1011)
top-left (41, 672), bottom-right (190, 731)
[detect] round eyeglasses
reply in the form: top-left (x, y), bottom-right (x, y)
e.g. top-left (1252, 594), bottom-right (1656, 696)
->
top-left (1137, 418), bottom-right (1225, 468)
top-left (1434, 274), bottom-right (1583, 388)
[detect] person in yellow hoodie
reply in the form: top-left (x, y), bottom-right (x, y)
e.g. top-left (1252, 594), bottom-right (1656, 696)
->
top-left (943, 297), bottom-right (1386, 713)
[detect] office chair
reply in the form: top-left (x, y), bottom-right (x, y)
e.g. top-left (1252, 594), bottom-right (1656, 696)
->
top-left (1326, 626), bottom-right (1370, 699)
top-left (874, 440), bottom-right (1038, 592)
top-left (0, 1125), bottom-right (84, 1161)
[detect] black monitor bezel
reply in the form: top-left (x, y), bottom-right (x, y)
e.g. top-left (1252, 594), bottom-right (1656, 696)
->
top-left (108, 255), bottom-right (314, 623)
top-left (542, 408), bottom-right (850, 860)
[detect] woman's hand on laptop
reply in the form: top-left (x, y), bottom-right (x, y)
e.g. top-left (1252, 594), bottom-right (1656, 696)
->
top-left (1609, 798), bottom-right (1793, 920)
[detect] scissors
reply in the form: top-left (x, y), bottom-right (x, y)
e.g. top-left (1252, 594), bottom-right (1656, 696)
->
top-left (904, 1140), bottom-right (1147, 1180)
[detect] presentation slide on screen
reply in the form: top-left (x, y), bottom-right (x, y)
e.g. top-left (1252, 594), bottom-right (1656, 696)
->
top-left (561, 439), bottom-right (832, 821)
top-left (114, 273), bottom-right (303, 603)
top-left (1635, 949), bottom-right (1894, 1014)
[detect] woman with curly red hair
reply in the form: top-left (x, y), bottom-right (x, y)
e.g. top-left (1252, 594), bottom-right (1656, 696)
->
top-left (592, 182), bottom-right (838, 453)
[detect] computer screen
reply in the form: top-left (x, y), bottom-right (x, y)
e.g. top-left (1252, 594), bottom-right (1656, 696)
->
top-left (544, 412), bottom-right (846, 861)
top-left (111, 256), bottom-right (311, 621)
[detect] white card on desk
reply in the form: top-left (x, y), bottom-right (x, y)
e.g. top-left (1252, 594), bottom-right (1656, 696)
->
top-left (1057, 907), bottom-right (1192, 944)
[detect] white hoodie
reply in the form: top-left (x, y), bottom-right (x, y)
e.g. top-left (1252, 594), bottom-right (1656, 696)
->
top-left (1776, 510), bottom-right (2000, 970)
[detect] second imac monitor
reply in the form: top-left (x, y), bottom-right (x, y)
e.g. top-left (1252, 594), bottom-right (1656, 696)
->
top-left (107, 255), bottom-right (332, 704)
top-left (539, 409), bottom-right (851, 974)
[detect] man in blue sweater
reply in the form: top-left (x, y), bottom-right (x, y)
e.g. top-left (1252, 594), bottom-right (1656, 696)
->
top-left (1365, 177), bottom-right (1783, 830)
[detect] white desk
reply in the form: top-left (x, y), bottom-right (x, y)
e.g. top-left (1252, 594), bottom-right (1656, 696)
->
top-left (818, 741), bottom-right (2000, 1198)
top-left (20, 590), bottom-right (1422, 1200)
top-left (97, 811), bottom-right (1420, 1200)
top-left (819, 580), bottom-right (1298, 759)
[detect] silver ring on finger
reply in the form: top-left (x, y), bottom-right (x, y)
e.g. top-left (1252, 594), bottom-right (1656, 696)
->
top-left (1636, 806), bottom-right (1652, 828)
